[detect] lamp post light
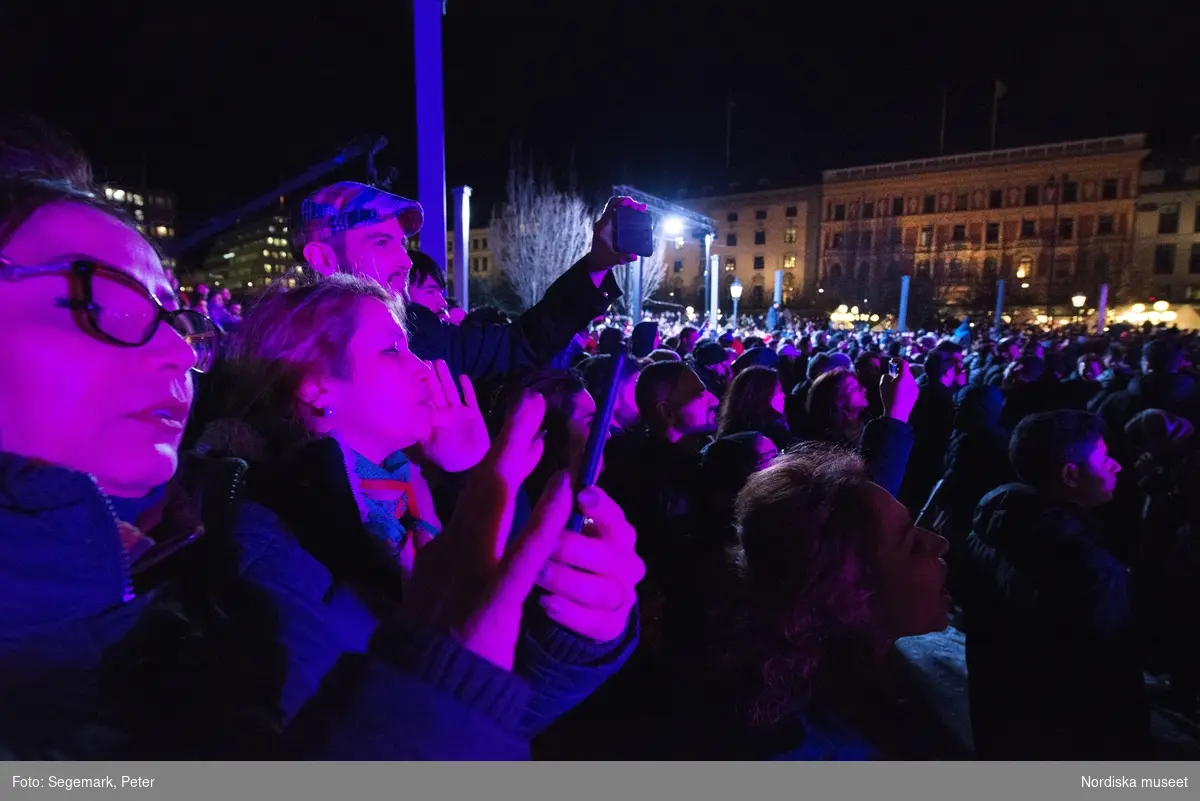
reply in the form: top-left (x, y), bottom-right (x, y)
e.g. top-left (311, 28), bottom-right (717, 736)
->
top-left (729, 277), bottom-right (743, 327)
top-left (1071, 293), bottom-right (1086, 309)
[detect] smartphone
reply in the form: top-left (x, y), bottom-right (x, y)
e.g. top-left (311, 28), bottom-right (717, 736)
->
top-left (567, 352), bottom-right (627, 532)
top-left (612, 204), bottom-right (655, 258)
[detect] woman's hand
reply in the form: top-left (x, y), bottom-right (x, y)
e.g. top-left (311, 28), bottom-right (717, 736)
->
top-left (400, 392), bottom-right (564, 670)
top-left (419, 360), bottom-right (490, 473)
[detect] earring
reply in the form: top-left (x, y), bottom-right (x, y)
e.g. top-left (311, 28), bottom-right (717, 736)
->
top-left (317, 407), bottom-right (334, 418)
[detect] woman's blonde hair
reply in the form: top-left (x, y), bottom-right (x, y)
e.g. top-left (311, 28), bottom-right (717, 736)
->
top-left (218, 273), bottom-right (405, 454)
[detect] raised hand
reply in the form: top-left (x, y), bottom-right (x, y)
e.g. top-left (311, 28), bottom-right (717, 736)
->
top-left (419, 359), bottom-right (490, 473)
top-left (400, 392), bottom-right (563, 670)
top-left (536, 485), bottom-right (644, 643)
top-left (586, 196), bottom-right (647, 273)
top-left (881, 358), bottom-right (918, 424)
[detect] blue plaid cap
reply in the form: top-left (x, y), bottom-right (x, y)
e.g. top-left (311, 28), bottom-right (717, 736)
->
top-left (296, 181), bottom-right (423, 248)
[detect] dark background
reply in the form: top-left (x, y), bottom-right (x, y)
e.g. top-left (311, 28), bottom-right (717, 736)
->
top-left (3, 0), bottom-right (1198, 231)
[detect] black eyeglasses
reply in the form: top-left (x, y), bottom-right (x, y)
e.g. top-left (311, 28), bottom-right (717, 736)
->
top-left (0, 256), bottom-right (221, 372)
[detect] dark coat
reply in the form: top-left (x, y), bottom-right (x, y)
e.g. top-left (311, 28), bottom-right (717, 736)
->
top-left (961, 484), bottom-right (1149, 759)
top-left (407, 259), bottom-right (621, 384)
top-left (0, 452), bottom-right (529, 760)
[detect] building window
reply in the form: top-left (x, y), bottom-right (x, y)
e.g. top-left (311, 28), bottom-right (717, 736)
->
top-left (948, 258), bottom-right (964, 278)
top-left (955, 194), bottom-right (968, 211)
top-left (472, 238), bottom-right (479, 249)
top-left (785, 205), bottom-right (797, 218)
top-left (783, 253), bottom-right (797, 269)
top-left (988, 189), bottom-right (1003, 209)
top-left (1020, 219), bottom-right (1037, 239)
top-left (1159, 203), bottom-right (1180, 234)
top-left (1154, 244), bottom-right (1176, 274)
top-left (952, 224), bottom-right (966, 242)
top-left (482, 238), bottom-right (488, 249)
top-left (892, 197), bottom-right (905, 216)
top-left (1191, 244), bottom-right (1200, 274)
top-left (784, 227), bottom-right (797, 244)
top-left (1058, 218), bottom-right (1074, 240)
top-left (888, 228), bottom-right (902, 246)
top-left (919, 225), bottom-right (933, 247)
top-left (861, 231), bottom-right (872, 248)
top-left (754, 231), bottom-right (766, 246)
top-left (481, 257), bottom-right (489, 271)
top-left (862, 201), bottom-right (875, 219)
top-left (753, 256), bottom-right (765, 270)
top-left (727, 212), bottom-right (738, 223)
top-left (834, 204), bottom-right (846, 221)
top-left (472, 257), bottom-right (480, 272)
top-left (922, 194), bottom-right (936, 214)
top-left (1102, 178), bottom-right (1119, 200)
top-left (1097, 215), bottom-right (1115, 235)
top-left (916, 260), bottom-right (931, 278)
top-left (832, 232), bottom-right (845, 248)
top-left (1195, 205), bottom-right (1200, 233)
top-left (986, 222), bottom-right (1000, 243)
top-left (1016, 257), bottom-right (1032, 279)
top-left (755, 209), bottom-right (768, 221)
top-left (673, 259), bottom-right (684, 273)
top-left (1063, 181), bottom-right (1078, 203)
top-left (726, 233), bottom-right (737, 247)
top-left (1024, 185), bottom-right (1040, 205)
top-left (724, 257), bottom-right (736, 272)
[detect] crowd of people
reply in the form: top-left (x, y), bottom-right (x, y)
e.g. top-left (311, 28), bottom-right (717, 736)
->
top-left (2, 117), bottom-right (1198, 761)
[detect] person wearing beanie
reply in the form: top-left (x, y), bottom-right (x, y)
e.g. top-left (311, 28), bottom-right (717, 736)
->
top-left (691, 341), bottom-right (732, 399)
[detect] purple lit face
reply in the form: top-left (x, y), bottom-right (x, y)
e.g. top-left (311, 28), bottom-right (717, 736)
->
top-left (309, 298), bottom-right (434, 463)
top-left (0, 202), bottom-right (195, 497)
top-left (336, 217), bottom-right (413, 294)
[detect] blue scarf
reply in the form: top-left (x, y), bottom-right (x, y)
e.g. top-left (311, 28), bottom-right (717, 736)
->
top-left (353, 450), bottom-right (437, 559)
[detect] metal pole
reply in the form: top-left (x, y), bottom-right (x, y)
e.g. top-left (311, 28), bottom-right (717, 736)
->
top-left (993, 278), bottom-right (1005, 337)
top-left (897, 274), bottom-right (911, 333)
top-left (451, 185), bottom-right (470, 311)
top-left (631, 257), bottom-right (644, 321)
top-left (732, 297), bottom-right (740, 328)
top-left (414, 0), bottom-right (447, 271)
top-left (709, 254), bottom-right (720, 330)
top-left (773, 269), bottom-right (783, 305)
top-left (703, 233), bottom-right (713, 322)
top-left (1096, 283), bottom-right (1109, 334)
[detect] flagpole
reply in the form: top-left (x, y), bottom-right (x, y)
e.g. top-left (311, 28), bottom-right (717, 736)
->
top-left (938, 86), bottom-right (947, 156)
top-left (990, 80), bottom-right (1001, 150)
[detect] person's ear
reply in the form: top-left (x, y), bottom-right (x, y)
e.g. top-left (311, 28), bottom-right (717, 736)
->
top-left (657, 401), bottom-right (676, 430)
top-left (1061, 462), bottom-right (1081, 489)
top-left (303, 242), bottom-right (340, 277)
top-left (299, 374), bottom-right (337, 421)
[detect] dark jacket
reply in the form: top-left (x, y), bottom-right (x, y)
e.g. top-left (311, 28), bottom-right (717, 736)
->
top-left (407, 259), bottom-right (621, 384)
top-left (942, 386), bottom-right (1014, 549)
top-left (239, 436), bottom-right (637, 739)
top-left (809, 417), bottom-right (914, 499)
top-left (899, 378), bottom-right (956, 510)
top-left (0, 452), bottom-right (530, 760)
top-left (962, 484), bottom-right (1149, 759)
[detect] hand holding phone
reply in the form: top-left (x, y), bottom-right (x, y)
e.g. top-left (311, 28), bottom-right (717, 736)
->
top-left (567, 352), bottom-right (626, 532)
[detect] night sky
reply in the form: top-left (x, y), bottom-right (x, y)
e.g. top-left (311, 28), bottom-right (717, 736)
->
top-left (3, 0), bottom-right (1199, 240)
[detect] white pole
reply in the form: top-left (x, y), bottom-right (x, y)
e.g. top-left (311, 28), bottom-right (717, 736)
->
top-left (993, 278), bottom-right (1005, 337)
top-left (414, 0), bottom-right (447, 271)
top-left (1096, 283), bottom-right (1109, 334)
top-left (897, 274), bottom-right (911, 333)
top-left (631, 257), bottom-right (644, 321)
top-left (452, 185), bottom-right (471, 311)
top-left (709, 254), bottom-right (720, 330)
top-left (773, 269), bottom-right (784, 305)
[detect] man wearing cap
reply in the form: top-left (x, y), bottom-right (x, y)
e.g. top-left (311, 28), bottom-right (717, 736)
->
top-left (689, 340), bottom-right (731, 399)
top-left (295, 182), bottom-right (641, 382)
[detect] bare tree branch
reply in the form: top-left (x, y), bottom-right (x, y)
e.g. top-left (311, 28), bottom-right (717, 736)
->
top-left (490, 158), bottom-right (592, 311)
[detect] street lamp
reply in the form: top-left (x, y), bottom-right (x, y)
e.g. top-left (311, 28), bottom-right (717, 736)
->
top-left (729, 277), bottom-right (743, 327)
top-left (663, 216), bottom-right (684, 236)
top-left (1071, 293), bottom-right (1086, 308)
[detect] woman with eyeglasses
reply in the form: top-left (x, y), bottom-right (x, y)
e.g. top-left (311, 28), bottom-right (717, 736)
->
top-left (0, 119), bottom-right (627, 761)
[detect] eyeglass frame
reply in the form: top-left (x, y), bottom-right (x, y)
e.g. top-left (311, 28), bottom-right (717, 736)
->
top-left (0, 254), bottom-right (221, 372)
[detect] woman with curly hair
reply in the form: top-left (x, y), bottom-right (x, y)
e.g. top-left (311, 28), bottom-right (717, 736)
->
top-left (704, 444), bottom-right (955, 759)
